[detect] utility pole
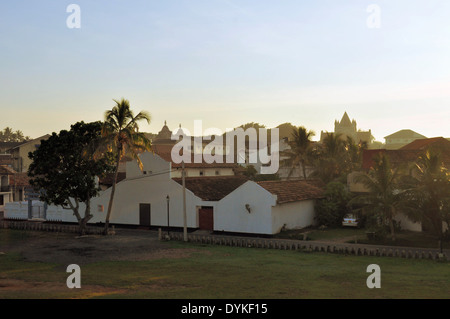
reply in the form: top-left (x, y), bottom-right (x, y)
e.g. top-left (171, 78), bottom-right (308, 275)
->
top-left (182, 161), bottom-right (187, 242)
top-left (166, 195), bottom-right (170, 238)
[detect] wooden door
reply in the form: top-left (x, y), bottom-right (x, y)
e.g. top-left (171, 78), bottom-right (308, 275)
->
top-left (139, 203), bottom-right (151, 226)
top-left (198, 207), bottom-right (214, 231)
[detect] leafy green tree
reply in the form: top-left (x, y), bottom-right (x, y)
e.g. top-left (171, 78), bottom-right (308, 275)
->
top-left (99, 98), bottom-right (152, 234)
top-left (27, 122), bottom-right (114, 235)
top-left (315, 181), bottom-right (353, 227)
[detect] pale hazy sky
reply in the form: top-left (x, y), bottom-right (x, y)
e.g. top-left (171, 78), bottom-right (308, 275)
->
top-left (1, 0), bottom-right (450, 142)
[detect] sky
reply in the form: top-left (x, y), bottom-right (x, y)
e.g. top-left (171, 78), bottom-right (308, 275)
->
top-left (1, 0), bottom-right (450, 142)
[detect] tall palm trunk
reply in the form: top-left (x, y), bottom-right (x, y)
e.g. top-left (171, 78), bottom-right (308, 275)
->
top-left (104, 145), bottom-right (122, 234)
top-left (388, 218), bottom-right (396, 242)
top-left (388, 206), bottom-right (396, 242)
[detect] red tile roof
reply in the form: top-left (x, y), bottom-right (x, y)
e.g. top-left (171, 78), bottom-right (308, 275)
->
top-left (173, 176), bottom-right (325, 204)
top-left (0, 165), bottom-right (16, 175)
top-left (9, 173), bottom-right (30, 187)
top-left (98, 172), bottom-right (127, 187)
top-left (362, 146), bottom-right (450, 171)
top-left (173, 176), bottom-right (249, 201)
top-left (257, 180), bottom-right (325, 204)
top-left (399, 137), bottom-right (450, 151)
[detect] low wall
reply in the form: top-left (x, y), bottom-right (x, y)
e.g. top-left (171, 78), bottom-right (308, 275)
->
top-left (0, 220), bottom-right (103, 235)
top-left (169, 232), bottom-right (448, 261)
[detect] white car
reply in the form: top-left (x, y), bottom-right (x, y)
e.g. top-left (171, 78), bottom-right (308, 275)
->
top-left (342, 214), bottom-right (359, 227)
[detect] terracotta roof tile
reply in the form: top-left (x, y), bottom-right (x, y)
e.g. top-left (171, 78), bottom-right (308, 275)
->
top-left (362, 147), bottom-right (450, 170)
top-left (399, 137), bottom-right (450, 151)
top-left (256, 180), bottom-right (325, 204)
top-left (173, 176), bottom-right (249, 201)
top-left (0, 165), bottom-right (17, 175)
top-left (9, 173), bottom-right (30, 187)
top-left (99, 172), bottom-right (126, 187)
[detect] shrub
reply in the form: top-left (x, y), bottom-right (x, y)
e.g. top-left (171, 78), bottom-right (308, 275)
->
top-left (315, 181), bottom-right (353, 227)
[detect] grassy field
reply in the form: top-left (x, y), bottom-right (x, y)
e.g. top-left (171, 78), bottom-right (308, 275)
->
top-left (1, 236), bottom-right (449, 299)
top-left (276, 226), bottom-right (449, 250)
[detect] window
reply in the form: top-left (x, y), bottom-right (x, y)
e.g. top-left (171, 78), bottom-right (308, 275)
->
top-left (0, 195), bottom-right (3, 206)
top-left (199, 170), bottom-right (204, 176)
top-left (215, 170), bottom-right (220, 176)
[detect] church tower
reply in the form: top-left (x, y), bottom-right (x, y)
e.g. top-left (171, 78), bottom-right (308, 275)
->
top-left (321, 112), bottom-right (373, 145)
top-left (334, 112), bottom-right (358, 141)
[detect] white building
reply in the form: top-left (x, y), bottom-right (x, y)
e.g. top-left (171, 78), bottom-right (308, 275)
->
top-left (384, 129), bottom-right (426, 150)
top-left (5, 151), bottom-right (324, 235)
top-left (173, 177), bottom-right (324, 235)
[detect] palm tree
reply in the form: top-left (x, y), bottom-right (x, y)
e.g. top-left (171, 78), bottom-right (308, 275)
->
top-left (101, 98), bottom-right (152, 234)
top-left (350, 153), bottom-right (408, 242)
top-left (310, 132), bottom-right (347, 184)
top-left (344, 136), bottom-right (368, 172)
top-left (285, 126), bottom-right (315, 179)
top-left (409, 150), bottom-right (450, 252)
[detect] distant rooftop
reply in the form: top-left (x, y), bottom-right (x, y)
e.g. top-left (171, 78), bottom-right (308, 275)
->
top-left (399, 137), bottom-right (450, 151)
top-left (384, 129), bottom-right (426, 139)
top-left (152, 144), bottom-right (238, 169)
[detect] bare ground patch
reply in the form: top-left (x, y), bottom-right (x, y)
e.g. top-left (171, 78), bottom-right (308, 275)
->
top-left (0, 228), bottom-right (203, 265)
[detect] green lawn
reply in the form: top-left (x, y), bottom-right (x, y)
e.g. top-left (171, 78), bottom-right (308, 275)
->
top-left (276, 227), bottom-right (449, 250)
top-left (1, 240), bottom-right (449, 299)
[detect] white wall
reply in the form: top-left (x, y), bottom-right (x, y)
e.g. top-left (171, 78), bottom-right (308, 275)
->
top-left (87, 152), bottom-right (202, 227)
top-left (126, 152), bottom-right (171, 179)
top-left (271, 200), bottom-right (316, 234)
top-left (4, 152), bottom-right (204, 228)
top-left (4, 201), bottom-right (28, 220)
top-left (90, 174), bottom-right (201, 228)
top-left (214, 181), bottom-right (276, 235)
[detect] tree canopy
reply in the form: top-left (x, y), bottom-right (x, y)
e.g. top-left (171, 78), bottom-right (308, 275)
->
top-left (28, 121), bottom-right (114, 234)
top-left (0, 127), bottom-right (31, 142)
